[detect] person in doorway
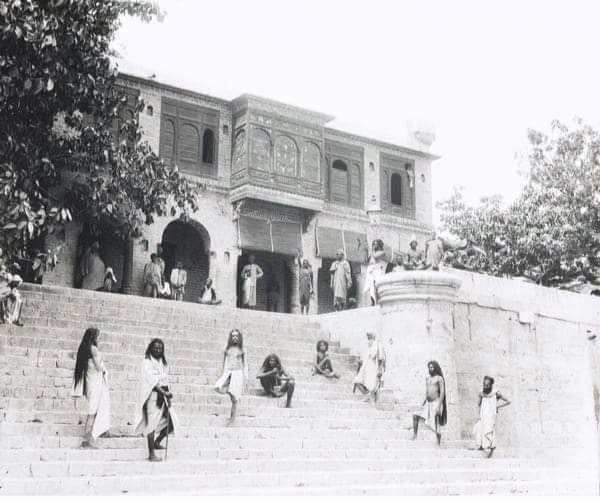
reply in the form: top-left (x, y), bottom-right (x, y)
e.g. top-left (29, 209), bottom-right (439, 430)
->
top-left (156, 244), bottom-right (166, 282)
top-left (312, 340), bottom-right (340, 379)
top-left (473, 376), bottom-right (511, 458)
top-left (134, 338), bottom-right (178, 462)
top-left (412, 360), bottom-right (447, 445)
top-left (143, 254), bottom-right (162, 298)
top-left (31, 251), bottom-right (47, 284)
top-left (241, 254), bottom-right (263, 309)
top-left (266, 276), bottom-right (280, 312)
top-left (364, 239), bottom-right (388, 305)
top-left (102, 267), bottom-right (117, 292)
top-left (199, 278), bottom-right (221, 305)
top-left (214, 329), bottom-right (248, 424)
top-left (256, 354), bottom-right (295, 408)
top-left (329, 249), bottom-right (352, 311)
top-left (80, 241), bottom-right (106, 290)
top-left (353, 332), bottom-right (386, 403)
top-left (405, 235), bottom-right (425, 270)
top-left (298, 259), bottom-right (314, 315)
top-left (72, 327), bottom-right (111, 448)
top-left (425, 232), bottom-right (444, 271)
top-left (0, 263), bottom-right (24, 326)
top-left (170, 261), bottom-right (187, 301)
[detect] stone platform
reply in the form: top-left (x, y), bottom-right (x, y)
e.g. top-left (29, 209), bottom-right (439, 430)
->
top-left (0, 283), bottom-right (596, 495)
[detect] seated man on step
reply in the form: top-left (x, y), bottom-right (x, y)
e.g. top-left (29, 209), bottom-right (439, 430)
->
top-left (256, 353), bottom-right (295, 408)
top-left (198, 278), bottom-right (221, 305)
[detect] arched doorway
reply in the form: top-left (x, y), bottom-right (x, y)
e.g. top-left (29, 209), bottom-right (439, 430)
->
top-left (161, 219), bottom-right (210, 302)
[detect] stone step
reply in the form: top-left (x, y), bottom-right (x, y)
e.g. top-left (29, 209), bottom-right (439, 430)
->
top-left (0, 456), bottom-right (547, 479)
top-left (0, 341), bottom-right (356, 371)
top-left (0, 329), bottom-right (348, 356)
top-left (176, 478), bottom-right (597, 496)
top-left (2, 434), bottom-right (469, 451)
top-left (0, 466), bottom-right (585, 495)
top-left (0, 445), bottom-right (531, 464)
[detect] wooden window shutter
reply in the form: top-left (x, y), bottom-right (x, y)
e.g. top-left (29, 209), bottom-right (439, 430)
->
top-left (350, 163), bottom-right (361, 207)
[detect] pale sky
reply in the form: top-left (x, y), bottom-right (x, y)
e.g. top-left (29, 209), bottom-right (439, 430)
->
top-left (114, 0), bottom-right (600, 221)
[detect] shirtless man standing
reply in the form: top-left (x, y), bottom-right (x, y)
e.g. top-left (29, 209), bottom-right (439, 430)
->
top-left (412, 360), bottom-right (447, 445)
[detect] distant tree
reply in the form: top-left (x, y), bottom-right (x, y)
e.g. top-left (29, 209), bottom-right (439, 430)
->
top-left (0, 0), bottom-right (198, 269)
top-left (437, 119), bottom-right (600, 286)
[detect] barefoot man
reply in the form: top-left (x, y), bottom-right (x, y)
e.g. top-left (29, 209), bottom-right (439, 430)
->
top-left (412, 360), bottom-right (447, 445)
top-left (474, 375), bottom-right (510, 458)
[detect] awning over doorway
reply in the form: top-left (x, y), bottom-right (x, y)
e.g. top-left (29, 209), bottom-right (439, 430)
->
top-left (316, 226), bottom-right (368, 263)
top-left (238, 215), bottom-right (302, 256)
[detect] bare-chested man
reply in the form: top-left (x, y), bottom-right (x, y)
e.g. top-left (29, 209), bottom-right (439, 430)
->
top-left (412, 360), bottom-right (447, 445)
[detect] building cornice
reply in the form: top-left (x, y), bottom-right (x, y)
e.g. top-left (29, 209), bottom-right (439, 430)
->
top-left (325, 127), bottom-right (440, 161)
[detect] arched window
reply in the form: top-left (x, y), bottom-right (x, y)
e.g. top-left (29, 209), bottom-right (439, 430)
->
top-left (391, 172), bottom-right (402, 206)
top-left (202, 128), bottom-right (215, 164)
top-left (160, 118), bottom-right (176, 163)
top-left (330, 160), bottom-right (349, 204)
top-left (178, 123), bottom-right (200, 164)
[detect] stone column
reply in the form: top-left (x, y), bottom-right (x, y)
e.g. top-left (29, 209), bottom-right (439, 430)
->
top-left (375, 270), bottom-right (462, 440)
top-left (308, 257), bottom-right (321, 315)
top-left (288, 256), bottom-right (300, 315)
top-left (120, 237), bottom-right (135, 295)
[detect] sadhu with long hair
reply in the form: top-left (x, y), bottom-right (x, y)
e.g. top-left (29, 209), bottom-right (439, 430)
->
top-left (214, 329), bottom-right (248, 424)
top-left (256, 353), bottom-right (295, 408)
top-left (71, 327), bottom-right (111, 447)
top-left (412, 360), bottom-right (447, 446)
top-left (133, 338), bottom-right (179, 462)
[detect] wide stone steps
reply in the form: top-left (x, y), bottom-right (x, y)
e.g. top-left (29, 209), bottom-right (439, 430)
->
top-left (0, 464), bottom-right (587, 495)
top-left (2, 284), bottom-right (588, 495)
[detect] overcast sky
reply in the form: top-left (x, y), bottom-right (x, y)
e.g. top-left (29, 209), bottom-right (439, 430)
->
top-left (114, 0), bottom-right (600, 222)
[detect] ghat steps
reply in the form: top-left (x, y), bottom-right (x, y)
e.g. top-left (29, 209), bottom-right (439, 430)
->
top-left (0, 284), bottom-right (595, 495)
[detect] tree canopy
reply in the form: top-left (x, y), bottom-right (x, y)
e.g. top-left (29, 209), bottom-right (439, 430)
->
top-left (437, 119), bottom-right (600, 287)
top-left (0, 0), bottom-right (198, 269)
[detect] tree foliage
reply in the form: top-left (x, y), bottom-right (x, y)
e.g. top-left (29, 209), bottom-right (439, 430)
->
top-left (437, 119), bottom-right (600, 286)
top-left (0, 0), bottom-right (198, 268)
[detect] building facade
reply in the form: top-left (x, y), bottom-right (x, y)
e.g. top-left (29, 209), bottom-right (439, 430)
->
top-left (45, 72), bottom-right (438, 314)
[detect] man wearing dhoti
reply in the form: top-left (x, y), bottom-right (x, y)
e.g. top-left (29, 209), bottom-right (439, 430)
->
top-left (425, 232), bottom-right (444, 271)
top-left (405, 235), bottom-right (424, 270)
top-left (214, 329), bottom-right (248, 424)
top-left (0, 263), bottom-right (24, 326)
top-left (134, 338), bottom-right (178, 462)
top-left (329, 249), bottom-right (352, 311)
top-left (170, 261), bottom-right (187, 301)
top-left (241, 254), bottom-right (263, 308)
top-left (412, 360), bottom-right (447, 445)
top-left (473, 376), bottom-right (510, 458)
top-left (72, 327), bottom-right (111, 447)
top-left (353, 332), bottom-right (386, 403)
top-left (364, 239), bottom-right (388, 305)
top-left (298, 259), bottom-right (314, 315)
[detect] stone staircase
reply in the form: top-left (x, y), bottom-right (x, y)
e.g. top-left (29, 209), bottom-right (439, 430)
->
top-left (0, 284), bottom-right (595, 495)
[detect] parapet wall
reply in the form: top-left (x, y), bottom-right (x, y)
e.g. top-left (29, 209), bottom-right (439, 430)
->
top-left (317, 270), bottom-right (600, 471)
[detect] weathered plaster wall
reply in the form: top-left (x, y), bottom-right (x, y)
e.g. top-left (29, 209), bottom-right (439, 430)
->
top-left (316, 269), bottom-right (600, 468)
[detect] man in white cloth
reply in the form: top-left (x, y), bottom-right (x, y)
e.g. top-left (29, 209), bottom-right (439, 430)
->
top-left (412, 360), bottom-right (447, 446)
top-left (214, 329), bottom-right (248, 424)
top-left (72, 327), bottom-right (111, 447)
top-left (330, 249), bottom-right (352, 311)
top-left (170, 261), bottom-right (187, 301)
top-left (353, 332), bottom-right (386, 404)
top-left (80, 241), bottom-right (106, 290)
top-left (241, 254), bottom-right (263, 308)
top-left (425, 232), bottom-right (444, 271)
top-left (473, 375), bottom-right (510, 458)
top-left (134, 338), bottom-right (179, 462)
top-left (0, 263), bottom-right (24, 326)
top-left (405, 235), bottom-right (425, 270)
top-left (364, 239), bottom-right (388, 305)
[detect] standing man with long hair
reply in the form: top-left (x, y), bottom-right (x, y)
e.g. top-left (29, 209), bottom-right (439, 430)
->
top-left (134, 338), bottom-right (178, 462)
top-left (214, 329), bottom-right (248, 424)
top-left (412, 360), bottom-right (447, 445)
top-left (72, 327), bottom-right (111, 448)
top-left (353, 332), bottom-right (386, 403)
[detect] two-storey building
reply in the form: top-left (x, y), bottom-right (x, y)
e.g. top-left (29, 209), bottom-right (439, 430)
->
top-left (45, 70), bottom-right (438, 314)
